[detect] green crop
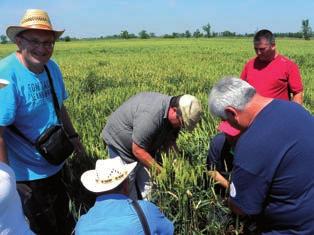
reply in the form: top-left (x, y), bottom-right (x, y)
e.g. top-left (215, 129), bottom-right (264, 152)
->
top-left (0, 38), bottom-right (313, 234)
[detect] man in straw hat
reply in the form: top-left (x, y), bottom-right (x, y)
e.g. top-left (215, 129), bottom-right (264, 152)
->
top-left (0, 9), bottom-right (85, 234)
top-left (208, 76), bottom-right (314, 234)
top-left (75, 157), bottom-right (174, 234)
top-left (102, 92), bottom-right (202, 200)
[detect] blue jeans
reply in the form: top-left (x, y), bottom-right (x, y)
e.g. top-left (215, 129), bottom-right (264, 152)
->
top-left (107, 145), bottom-right (120, 158)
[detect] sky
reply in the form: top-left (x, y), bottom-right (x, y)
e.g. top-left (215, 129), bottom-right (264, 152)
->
top-left (1, 0), bottom-right (314, 38)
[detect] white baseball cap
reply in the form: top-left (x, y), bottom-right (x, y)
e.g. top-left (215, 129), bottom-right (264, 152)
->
top-left (179, 94), bottom-right (202, 131)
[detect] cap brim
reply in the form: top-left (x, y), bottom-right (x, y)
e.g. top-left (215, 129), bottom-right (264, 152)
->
top-left (6, 26), bottom-right (64, 42)
top-left (218, 121), bottom-right (241, 137)
top-left (80, 161), bottom-right (137, 193)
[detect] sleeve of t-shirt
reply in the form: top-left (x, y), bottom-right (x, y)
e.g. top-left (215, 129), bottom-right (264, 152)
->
top-left (287, 62), bottom-right (303, 94)
top-left (207, 133), bottom-right (226, 171)
top-left (229, 166), bottom-right (270, 215)
top-left (132, 111), bottom-right (160, 150)
top-left (0, 75), bottom-right (17, 126)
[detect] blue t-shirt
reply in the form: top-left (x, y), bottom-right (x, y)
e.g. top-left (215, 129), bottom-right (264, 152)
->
top-left (229, 100), bottom-right (314, 234)
top-left (0, 53), bottom-right (67, 180)
top-left (75, 194), bottom-right (174, 235)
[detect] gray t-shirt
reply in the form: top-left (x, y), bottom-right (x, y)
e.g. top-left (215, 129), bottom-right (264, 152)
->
top-left (102, 92), bottom-right (179, 162)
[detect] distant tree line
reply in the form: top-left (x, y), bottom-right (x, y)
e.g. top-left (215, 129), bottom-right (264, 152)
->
top-left (0, 20), bottom-right (312, 43)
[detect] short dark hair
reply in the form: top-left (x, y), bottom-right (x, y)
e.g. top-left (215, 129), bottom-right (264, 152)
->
top-left (254, 29), bottom-right (275, 45)
top-left (169, 95), bottom-right (184, 119)
top-left (169, 95), bottom-right (182, 108)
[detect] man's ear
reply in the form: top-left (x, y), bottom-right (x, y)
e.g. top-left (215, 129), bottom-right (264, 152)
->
top-left (225, 107), bottom-right (238, 123)
top-left (169, 106), bottom-right (179, 117)
top-left (15, 37), bottom-right (24, 50)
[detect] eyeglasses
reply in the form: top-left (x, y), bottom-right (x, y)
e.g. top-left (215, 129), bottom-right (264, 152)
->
top-left (19, 36), bottom-right (55, 49)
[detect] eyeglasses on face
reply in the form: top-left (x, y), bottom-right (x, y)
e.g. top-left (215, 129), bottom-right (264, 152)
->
top-left (19, 35), bottom-right (55, 49)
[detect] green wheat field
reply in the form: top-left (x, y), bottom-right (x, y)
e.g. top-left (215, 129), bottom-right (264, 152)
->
top-left (1, 38), bottom-right (313, 234)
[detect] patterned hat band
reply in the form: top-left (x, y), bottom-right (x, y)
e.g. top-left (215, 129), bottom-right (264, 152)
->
top-left (21, 16), bottom-right (51, 25)
top-left (95, 171), bottom-right (128, 184)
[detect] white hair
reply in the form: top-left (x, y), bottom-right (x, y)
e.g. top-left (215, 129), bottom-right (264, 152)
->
top-left (208, 77), bottom-right (256, 119)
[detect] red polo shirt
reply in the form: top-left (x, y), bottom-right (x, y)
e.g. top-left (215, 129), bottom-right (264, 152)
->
top-left (240, 55), bottom-right (303, 100)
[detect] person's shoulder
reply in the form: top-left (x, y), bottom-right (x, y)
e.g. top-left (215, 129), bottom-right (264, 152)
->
top-left (46, 59), bottom-right (63, 78)
top-left (0, 53), bottom-right (18, 74)
top-left (137, 92), bottom-right (169, 100)
top-left (139, 199), bottom-right (157, 207)
top-left (46, 59), bottom-right (60, 69)
top-left (139, 200), bottom-right (162, 212)
top-left (277, 54), bottom-right (297, 65)
top-left (244, 56), bottom-right (256, 64)
top-left (212, 132), bottom-right (226, 142)
top-left (242, 57), bottom-right (256, 70)
top-left (273, 99), bottom-right (304, 111)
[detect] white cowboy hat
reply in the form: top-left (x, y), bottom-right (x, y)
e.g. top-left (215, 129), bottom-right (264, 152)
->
top-left (6, 9), bottom-right (64, 42)
top-left (81, 157), bottom-right (137, 193)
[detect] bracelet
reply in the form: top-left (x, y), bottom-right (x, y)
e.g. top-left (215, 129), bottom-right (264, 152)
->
top-left (68, 133), bottom-right (79, 139)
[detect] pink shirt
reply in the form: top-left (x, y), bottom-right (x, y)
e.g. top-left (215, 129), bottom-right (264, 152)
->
top-left (240, 55), bottom-right (303, 100)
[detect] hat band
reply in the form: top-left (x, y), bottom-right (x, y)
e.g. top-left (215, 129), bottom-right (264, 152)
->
top-left (95, 171), bottom-right (128, 184)
top-left (23, 24), bottom-right (54, 30)
top-left (22, 16), bottom-right (51, 24)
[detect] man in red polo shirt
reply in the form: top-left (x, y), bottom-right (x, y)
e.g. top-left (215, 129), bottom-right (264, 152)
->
top-left (240, 29), bottom-right (303, 104)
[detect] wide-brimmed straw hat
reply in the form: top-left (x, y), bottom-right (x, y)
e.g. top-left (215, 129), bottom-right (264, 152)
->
top-left (81, 157), bottom-right (137, 193)
top-left (218, 121), bottom-right (241, 137)
top-left (179, 94), bottom-right (202, 131)
top-left (6, 9), bottom-right (64, 42)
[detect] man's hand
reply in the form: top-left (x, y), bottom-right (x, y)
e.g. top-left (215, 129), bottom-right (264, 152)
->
top-left (132, 142), bottom-right (162, 173)
top-left (292, 92), bottom-right (303, 105)
top-left (208, 170), bottom-right (229, 189)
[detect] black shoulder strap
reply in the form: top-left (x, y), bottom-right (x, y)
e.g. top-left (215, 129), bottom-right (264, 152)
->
top-left (8, 65), bottom-right (61, 144)
top-left (44, 65), bottom-right (61, 121)
top-left (131, 200), bottom-right (151, 235)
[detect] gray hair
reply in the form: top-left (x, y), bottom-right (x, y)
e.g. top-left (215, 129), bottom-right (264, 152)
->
top-left (208, 77), bottom-right (256, 119)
